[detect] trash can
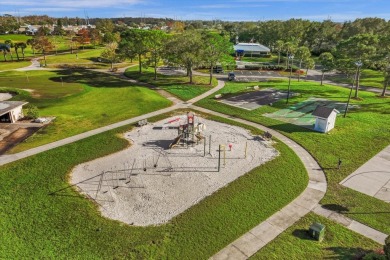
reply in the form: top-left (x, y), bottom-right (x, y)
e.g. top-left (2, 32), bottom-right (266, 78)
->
top-left (309, 222), bottom-right (325, 242)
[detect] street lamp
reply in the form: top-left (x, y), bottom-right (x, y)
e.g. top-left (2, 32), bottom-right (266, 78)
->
top-left (286, 54), bottom-right (294, 104)
top-left (344, 60), bottom-right (362, 118)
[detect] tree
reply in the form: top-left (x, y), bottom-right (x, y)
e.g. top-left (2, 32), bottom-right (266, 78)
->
top-left (14, 42), bottom-right (23, 60)
top-left (26, 38), bottom-right (37, 55)
top-left (201, 32), bottom-right (233, 85)
top-left (19, 42), bottom-right (27, 60)
top-left (0, 44), bottom-right (11, 61)
top-left (283, 41), bottom-right (297, 68)
top-left (295, 46), bottom-right (311, 81)
top-left (335, 33), bottom-right (379, 97)
top-left (77, 28), bottom-right (90, 50)
top-left (0, 15), bottom-right (19, 34)
top-left (34, 36), bottom-right (54, 66)
top-left (374, 35), bottom-right (390, 97)
top-left (89, 28), bottom-right (102, 48)
top-left (4, 40), bottom-right (13, 61)
top-left (318, 52), bottom-right (335, 85)
top-left (165, 30), bottom-right (203, 84)
top-left (274, 40), bottom-right (284, 65)
top-left (25, 104), bottom-right (39, 119)
top-left (119, 29), bottom-right (151, 74)
top-left (101, 42), bottom-right (119, 70)
top-left (146, 30), bottom-right (167, 80)
top-left (96, 19), bottom-right (115, 34)
top-left (384, 235), bottom-right (390, 259)
top-left (303, 57), bottom-right (315, 81)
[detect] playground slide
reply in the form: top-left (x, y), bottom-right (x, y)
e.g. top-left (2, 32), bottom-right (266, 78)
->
top-left (169, 135), bottom-right (182, 149)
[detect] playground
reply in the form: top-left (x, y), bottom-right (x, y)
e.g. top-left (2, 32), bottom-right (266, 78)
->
top-left (70, 113), bottom-right (278, 226)
top-left (264, 98), bottom-right (348, 130)
top-left (219, 88), bottom-right (297, 110)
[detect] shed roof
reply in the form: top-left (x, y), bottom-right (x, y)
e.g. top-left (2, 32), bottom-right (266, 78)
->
top-left (0, 101), bottom-right (28, 117)
top-left (311, 105), bottom-right (339, 119)
top-left (234, 43), bottom-right (270, 53)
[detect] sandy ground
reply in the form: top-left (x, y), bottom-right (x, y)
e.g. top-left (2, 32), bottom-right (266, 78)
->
top-left (70, 115), bottom-right (278, 226)
top-left (0, 93), bottom-right (13, 101)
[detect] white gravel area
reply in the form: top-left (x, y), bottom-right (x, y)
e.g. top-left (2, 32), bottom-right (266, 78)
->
top-left (70, 114), bottom-right (278, 226)
top-left (0, 93), bottom-right (13, 101)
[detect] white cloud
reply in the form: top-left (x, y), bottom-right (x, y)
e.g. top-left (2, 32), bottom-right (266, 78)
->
top-left (2, 0), bottom-right (144, 8)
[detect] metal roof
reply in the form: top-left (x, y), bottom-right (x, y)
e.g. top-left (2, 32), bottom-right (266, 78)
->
top-left (234, 43), bottom-right (270, 53)
top-left (0, 101), bottom-right (28, 116)
top-left (311, 105), bottom-right (339, 119)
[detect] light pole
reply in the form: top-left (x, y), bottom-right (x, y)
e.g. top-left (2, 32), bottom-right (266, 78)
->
top-left (286, 54), bottom-right (294, 104)
top-left (344, 60), bottom-right (362, 118)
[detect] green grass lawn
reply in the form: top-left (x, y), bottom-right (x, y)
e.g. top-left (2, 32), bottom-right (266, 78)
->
top-left (330, 69), bottom-right (385, 89)
top-left (0, 60), bottom-right (31, 70)
top-left (196, 79), bottom-right (390, 234)
top-left (44, 48), bottom-right (132, 69)
top-left (125, 65), bottom-right (217, 101)
top-left (252, 212), bottom-right (382, 259)
top-left (0, 69), bottom-right (171, 153)
top-left (0, 34), bottom-right (32, 42)
top-left (0, 110), bottom-right (308, 259)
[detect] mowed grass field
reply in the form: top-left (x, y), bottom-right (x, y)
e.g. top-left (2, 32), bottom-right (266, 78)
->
top-left (0, 34), bottom-right (107, 70)
top-left (330, 69), bottom-right (386, 89)
top-left (252, 212), bottom-right (381, 259)
top-left (196, 79), bottom-right (390, 234)
top-left (0, 111), bottom-right (308, 259)
top-left (0, 69), bottom-right (171, 152)
top-left (125, 66), bottom-right (217, 101)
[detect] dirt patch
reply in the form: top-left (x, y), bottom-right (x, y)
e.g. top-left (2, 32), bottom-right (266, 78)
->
top-left (70, 115), bottom-right (278, 226)
top-left (0, 127), bottom-right (39, 154)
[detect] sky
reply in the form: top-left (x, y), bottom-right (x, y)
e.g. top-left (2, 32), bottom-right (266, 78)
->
top-left (1, 0), bottom-right (390, 22)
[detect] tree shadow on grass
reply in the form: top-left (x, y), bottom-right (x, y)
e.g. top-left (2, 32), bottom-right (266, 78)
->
top-left (48, 69), bottom-right (139, 88)
top-left (324, 247), bottom-right (371, 260)
top-left (322, 204), bottom-right (350, 213)
top-left (270, 123), bottom-right (315, 133)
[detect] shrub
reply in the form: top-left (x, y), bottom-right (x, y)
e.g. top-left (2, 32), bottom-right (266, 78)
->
top-left (24, 104), bottom-right (39, 119)
top-left (385, 235), bottom-right (390, 259)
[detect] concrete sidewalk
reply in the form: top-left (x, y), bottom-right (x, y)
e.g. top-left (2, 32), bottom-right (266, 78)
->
top-left (340, 145), bottom-right (390, 203)
top-left (312, 204), bottom-right (387, 244)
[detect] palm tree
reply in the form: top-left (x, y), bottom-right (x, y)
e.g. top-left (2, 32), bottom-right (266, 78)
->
top-left (19, 43), bottom-right (27, 60)
top-left (0, 44), bottom-right (11, 61)
top-left (4, 40), bottom-right (13, 61)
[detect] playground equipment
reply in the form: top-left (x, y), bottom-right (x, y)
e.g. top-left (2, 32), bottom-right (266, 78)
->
top-left (169, 112), bottom-right (206, 149)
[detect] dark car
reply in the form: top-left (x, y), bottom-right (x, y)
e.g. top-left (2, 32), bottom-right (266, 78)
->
top-left (228, 72), bottom-right (236, 81)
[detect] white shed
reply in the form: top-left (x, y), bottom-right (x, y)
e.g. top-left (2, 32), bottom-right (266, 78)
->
top-left (311, 106), bottom-right (339, 133)
top-left (0, 101), bottom-right (28, 123)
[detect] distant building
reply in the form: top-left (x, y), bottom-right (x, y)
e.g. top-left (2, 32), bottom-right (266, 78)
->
top-left (0, 101), bottom-right (28, 123)
top-left (234, 43), bottom-right (271, 57)
top-left (311, 106), bottom-right (339, 133)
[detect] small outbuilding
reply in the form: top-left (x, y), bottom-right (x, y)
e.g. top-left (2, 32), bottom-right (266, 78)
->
top-left (0, 101), bottom-right (28, 123)
top-left (312, 106), bottom-right (339, 133)
top-left (234, 43), bottom-right (270, 57)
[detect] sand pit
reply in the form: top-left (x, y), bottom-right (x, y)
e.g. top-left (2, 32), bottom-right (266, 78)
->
top-left (70, 114), bottom-right (278, 226)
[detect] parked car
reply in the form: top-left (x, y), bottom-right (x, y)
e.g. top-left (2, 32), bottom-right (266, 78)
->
top-left (228, 72), bottom-right (236, 81)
